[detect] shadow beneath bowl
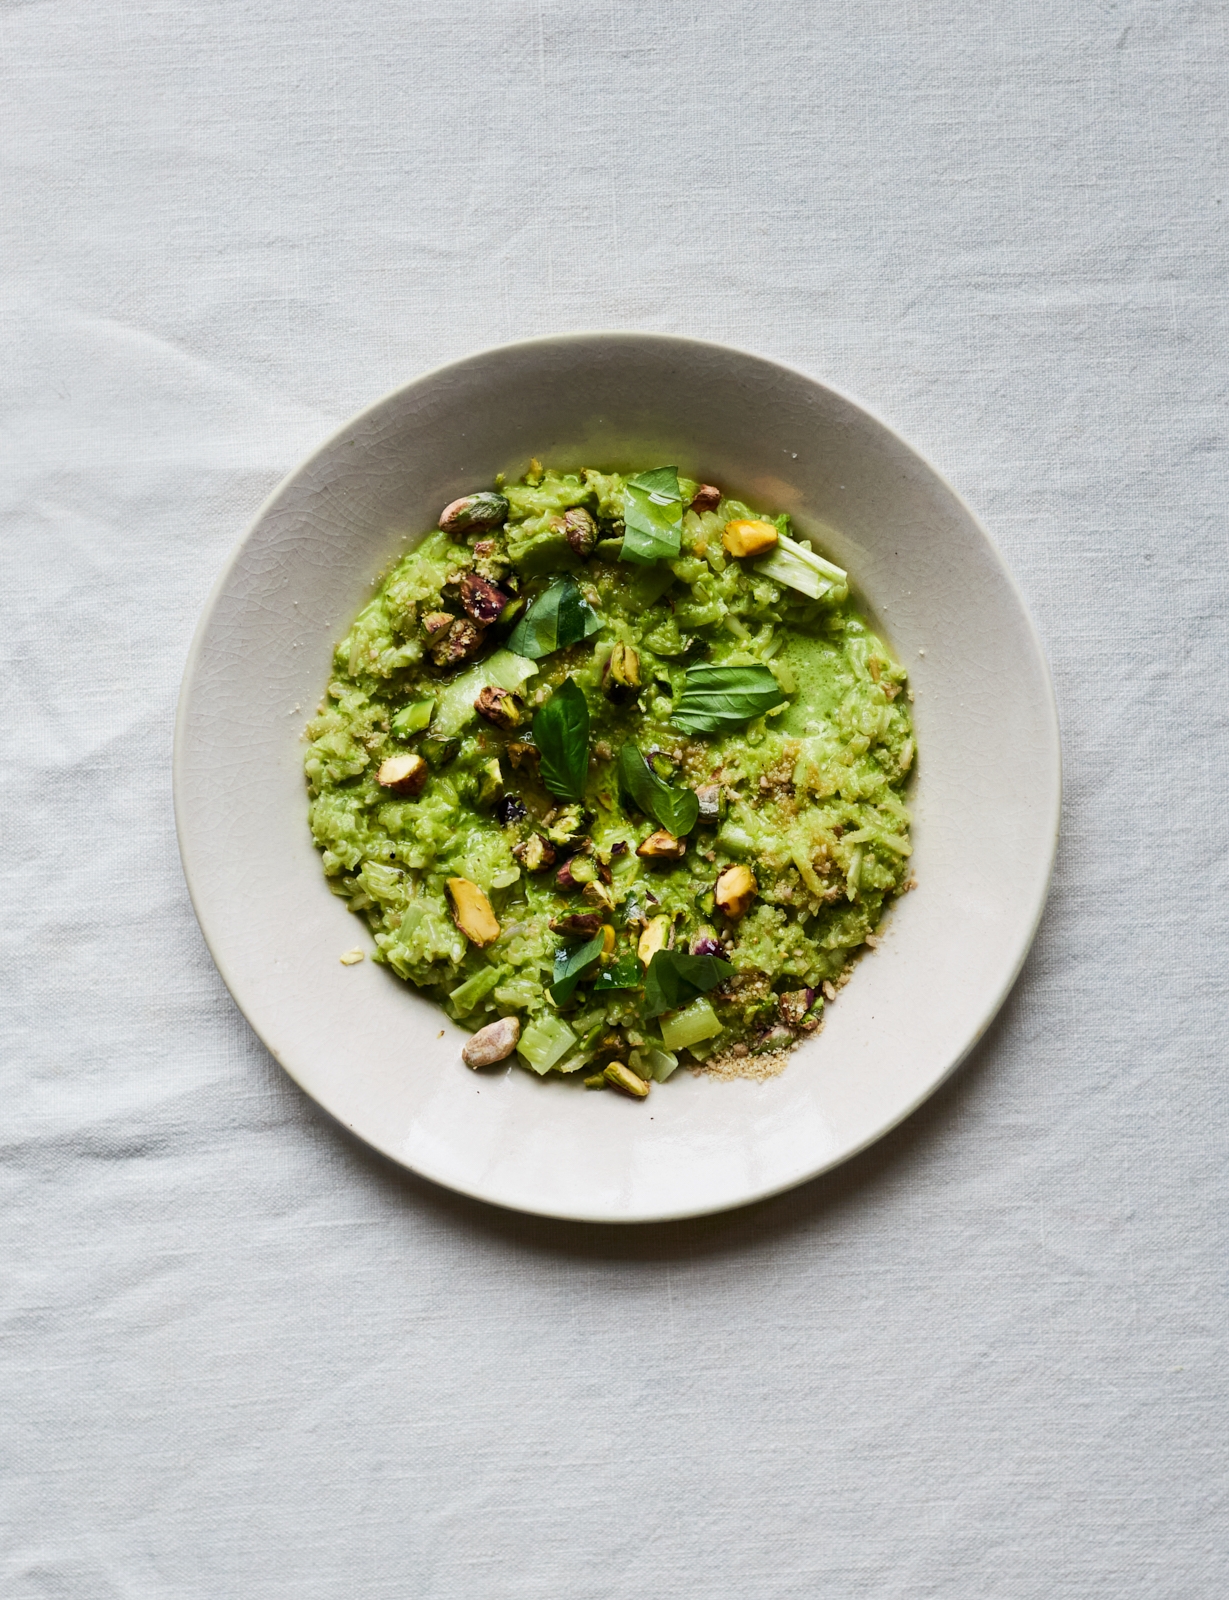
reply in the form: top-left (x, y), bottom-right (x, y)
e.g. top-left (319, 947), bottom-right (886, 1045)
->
top-left (294, 954), bottom-right (1038, 1262)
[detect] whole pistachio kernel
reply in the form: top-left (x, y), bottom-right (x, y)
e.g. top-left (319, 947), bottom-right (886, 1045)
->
top-left (474, 685), bottom-right (522, 730)
top-left (461, 1016), bottom-right (521, 1069)
top-left (602, 642), bottom-right (641, 703)
top-left (439, 491), bottom-right (510, 539)
top-left (562, 506), bottom-right (598, 557)
top-left (604, 1061), bottom-right (650, 1099)
top-left (459, 573), bottom-right (509, 624)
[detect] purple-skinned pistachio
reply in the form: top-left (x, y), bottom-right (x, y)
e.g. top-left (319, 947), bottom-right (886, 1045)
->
top-left (562, 506), bottom-right (598, 557)
top-left (439, 491), bottom-right (509, 539)
top-left (778, 988), bottom-right (817, 1028)
top-left (459, 573), bottom-right (510, 625)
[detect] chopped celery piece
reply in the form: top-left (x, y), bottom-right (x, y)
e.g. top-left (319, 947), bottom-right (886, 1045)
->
top-left (517, 1015), bottom-right (578, 1075)
top-left (449, 964), bottom-right (505, 1016)
top-left (390, 698), bottom-right (435, 738)
top-left (492, 976), bottom-right (540, 1010)
top-left (716, 822), bottom-right (755, 859)
top-left (754, 534), bottom-right (848, 603)
top-left (629, 1045), bottom-right (680, 1082)
top-left (555, 1052), bottom-right (594, 1075)
top-left (658, 997), bottom-right (723, 1051)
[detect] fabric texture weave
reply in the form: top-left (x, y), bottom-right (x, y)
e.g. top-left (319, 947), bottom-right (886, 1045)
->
top-left (2, 3), bottom-right (1225, 1596)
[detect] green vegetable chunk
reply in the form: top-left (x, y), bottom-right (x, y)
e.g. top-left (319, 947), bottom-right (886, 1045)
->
top-left (532, 679), bottom-right (590, 802)
top-left (659, 997), bottom-right (723, 1051)
top-left (754, 533), bottom-right (849, 603)
top-left (671, 663), bottom-right (789, 735)
top-left (390, 699), bottom-right (435, 739)
top-left (518, 1015), bottom-right (578, 1075)
top-left (448, 964), bottom-right (505, 1015)
top-left (617, 745), bottom-right (700, 837)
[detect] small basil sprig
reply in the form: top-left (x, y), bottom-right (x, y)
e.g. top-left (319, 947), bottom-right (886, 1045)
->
top-left (671, 663), bottom-right (789, 735)
top-left (617, 744), bottom-right (699, 837)
top-left (506, 575), bottom-right (602, 659)
top-left (620, 466), bottom-right (684, 565)
top-left (531, 679), bottom-right (590, 801)
top-left (549, 930), bottom-right (606, 1005)
top-left (642, 949), bottom-right (734, 1019)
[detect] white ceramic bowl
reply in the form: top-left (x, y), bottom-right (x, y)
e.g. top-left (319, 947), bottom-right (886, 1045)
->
top-left (174, 333), bottom-right (1060, 1223)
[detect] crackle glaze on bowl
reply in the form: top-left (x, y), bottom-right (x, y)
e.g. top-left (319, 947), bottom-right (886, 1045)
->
top-left (174, 333), bottom-right (1060, 1223)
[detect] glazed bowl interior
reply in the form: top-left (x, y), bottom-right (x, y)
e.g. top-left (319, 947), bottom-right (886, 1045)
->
top-left (175, 334), bottom-right (1059, 1222)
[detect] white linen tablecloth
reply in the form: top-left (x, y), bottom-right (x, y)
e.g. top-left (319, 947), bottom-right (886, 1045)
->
top-left (2, 3), bottom-right (1225, 1595)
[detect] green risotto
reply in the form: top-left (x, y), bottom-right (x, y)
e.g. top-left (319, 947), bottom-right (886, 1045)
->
top-left (304, 463), bottom-right (914, 1095)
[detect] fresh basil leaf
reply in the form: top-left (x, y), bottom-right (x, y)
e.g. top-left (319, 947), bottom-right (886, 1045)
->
top-left (616, 744), bottom-right (699, 837)
top-left (505, 575), bottom-right (602, 659)
top-left (619, 466), bottom-right (683, 565)
top-left (592, 952), bottom-right (643, 993)
top-left (532, 679), bottom-right (590, 801)
top-left (671, 663), bottom-right (789, 735)
top-left (642, 949), bottom-right (734, 1019)
top-left (549, 930), bottom-right (606, 1005)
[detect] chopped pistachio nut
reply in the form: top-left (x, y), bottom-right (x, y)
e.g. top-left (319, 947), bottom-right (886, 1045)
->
top-left (430, 617), bottom-right (486, 668)
top-left (715, 863), bottom-right (757, 919)
top-left (550, 913), bottom-right (604, 938)
top-left (637, 914), bottom-right (671, 965)
top-left (459, 573), bottom-right (509, 624)
top-left (446, 878), bottom-right (501, 946)
top-left (694, 784), bottom-right (724, 826)
top-left (376, 753), bottom-right (428, 797)
top-left (637, 830), bottom-right (687, 860)
top-left (722, 519), bottom-right (779, 558)
top-left (513, 834), bottom-right (556, 873)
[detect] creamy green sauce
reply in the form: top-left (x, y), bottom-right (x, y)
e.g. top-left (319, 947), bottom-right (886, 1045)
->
top-left (304, 465), bottom-right (914, 1087)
